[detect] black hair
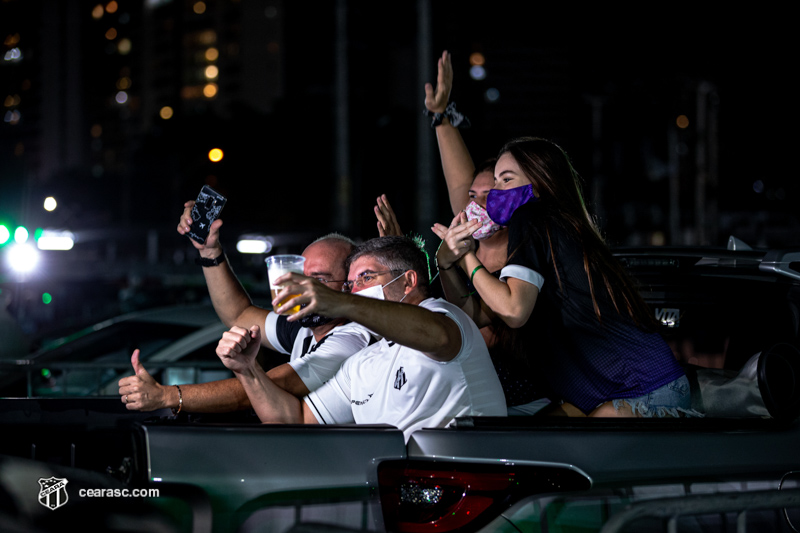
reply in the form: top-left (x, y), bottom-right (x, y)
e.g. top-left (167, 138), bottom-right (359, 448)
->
top-left (345, 236), bottom-right (431, 297)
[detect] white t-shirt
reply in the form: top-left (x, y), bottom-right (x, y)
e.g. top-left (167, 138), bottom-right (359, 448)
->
top-left (265, 313), bottom-right (374, 392)
top-left (304, 298), bottom-right (507, 441)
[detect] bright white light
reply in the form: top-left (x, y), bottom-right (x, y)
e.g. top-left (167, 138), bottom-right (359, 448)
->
top-left (7, 243), bottom-right (39, 273)
top-left (0, 226), bottom-right (9, 244)
top-left (236, 235), bottom-right (273, 254)
top-left (115, 91), bottom-right (128, 104)
top-left (44, 197), bottom-right (58, 211)
top-left (469, 65), bottom-right (486, 80)
top-left (14, 226), bottom-right (28, 243)
top-left (4, 48), bottom-right (22, 62)
top-left (37, 230), bottom-right (75, 251)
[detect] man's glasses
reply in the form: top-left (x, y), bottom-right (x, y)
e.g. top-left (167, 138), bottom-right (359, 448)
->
top-left (313, 277), bottom-right (347, 286)
top-left (342, 270), bottom-right (404, 292)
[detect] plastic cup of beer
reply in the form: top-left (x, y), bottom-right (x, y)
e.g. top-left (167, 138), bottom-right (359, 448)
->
top-left (266, 254), bottom-right (306, 315)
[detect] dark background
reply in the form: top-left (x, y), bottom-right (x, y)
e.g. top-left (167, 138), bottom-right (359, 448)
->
top-left (0, 0), bottom-right (797, 347)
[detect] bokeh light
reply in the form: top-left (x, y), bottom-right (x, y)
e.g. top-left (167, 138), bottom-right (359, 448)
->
top-left (14, 226), bottom-right (28, 243)
top-left (484, 88), bottom-right (500, 103)
top-left (208, 148), bottom-right (224, 162)
top-left (160, 106), bottom-right (174, 119)
top-left (676, 115), bottom-right (690, 129)
top-left (469, 65), bottom-right (486, 80)
top-left (7, 243), bottom-right (39, 273)
top-left (469, 52), bottom-right (485, 66)
top-left (44, 197), bottom-right (57, 211)
top-left (203, 83), bottom-right (218, 98)
top-left (118, 38), bottom-right (132, 55)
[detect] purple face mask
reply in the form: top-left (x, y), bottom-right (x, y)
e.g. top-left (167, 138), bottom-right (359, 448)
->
top-left (486, 184), bottom-right (536, 225)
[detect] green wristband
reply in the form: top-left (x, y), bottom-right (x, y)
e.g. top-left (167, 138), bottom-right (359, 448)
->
top-left (470, 265), bottom-right (485, 285)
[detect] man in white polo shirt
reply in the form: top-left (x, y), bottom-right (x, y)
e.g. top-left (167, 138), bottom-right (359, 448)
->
top-left (216, 236), bottom-right (506, 440)
top-left (118, 202), bottom-right (373, 413)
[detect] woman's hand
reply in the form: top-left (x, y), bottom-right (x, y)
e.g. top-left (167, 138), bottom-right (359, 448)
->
top-left (374, 194), bottom-right (403, 237)
top-left (432, 212), bottom-right (480, 269)
top-left (424, 50), bottom-right (452, 114)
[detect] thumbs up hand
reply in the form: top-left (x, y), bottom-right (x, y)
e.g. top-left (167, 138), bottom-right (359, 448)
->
top-left (118, 349), bottom-right (168, 411)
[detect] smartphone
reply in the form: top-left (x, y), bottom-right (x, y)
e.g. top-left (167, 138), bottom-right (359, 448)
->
top-left (187, 185), bottom-right (227, 245)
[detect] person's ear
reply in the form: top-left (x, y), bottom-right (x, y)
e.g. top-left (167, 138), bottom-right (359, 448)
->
top-left (404, 270), bottom-right (418, 293)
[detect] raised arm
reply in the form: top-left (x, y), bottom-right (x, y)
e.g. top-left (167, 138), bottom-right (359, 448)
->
top-left (216, 326), bottom-right (318, 425)
top-left (272, 273), bottom-right (463, 362)
top-left (177, 200), bottom-right (274, 349)
top-left (425, 50), bottom-right (476, 215)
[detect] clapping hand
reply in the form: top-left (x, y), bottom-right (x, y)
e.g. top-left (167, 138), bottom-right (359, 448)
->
top-left (432, 212), bottom-right (480, 269)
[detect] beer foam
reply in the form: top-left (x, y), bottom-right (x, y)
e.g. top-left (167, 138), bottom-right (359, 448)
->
top-left (267, 267), bottom-right (301, 289)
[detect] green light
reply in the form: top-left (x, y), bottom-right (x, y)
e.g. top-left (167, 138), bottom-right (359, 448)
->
top-left (14, 226), bottom-right (28, 243)
top-left (34, 227), bottom-right (44, 240)
top-left (41, 368), bottom-right (51, 379)
top-left (42, 293), bottom-right (52, 304)
top-left (0, 224), bottom-right (9, 245)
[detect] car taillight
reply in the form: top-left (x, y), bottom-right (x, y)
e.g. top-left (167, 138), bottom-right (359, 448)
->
top-left (378, 460), bottom-right (591, 533)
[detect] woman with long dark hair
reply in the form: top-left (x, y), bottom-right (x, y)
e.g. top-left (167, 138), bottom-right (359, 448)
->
top-left (434, 137), bottom-right (695, 417)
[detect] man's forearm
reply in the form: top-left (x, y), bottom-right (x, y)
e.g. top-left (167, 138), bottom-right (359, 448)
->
top-left (234, 364), bottom-right (305, 424)
top-left (332, 296), bottom-right (459, 361)
top-left (200, 254), bottom-right (260, 327)
top-left (170, 378), bottom-right (251, 413)
top-left (161, 364), bottom-right (308, 414)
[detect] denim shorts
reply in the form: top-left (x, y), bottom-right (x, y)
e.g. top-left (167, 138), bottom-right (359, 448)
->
top-left (611, 376), bottom-right (703, 418)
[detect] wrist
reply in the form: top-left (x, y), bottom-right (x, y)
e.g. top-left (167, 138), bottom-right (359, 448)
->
top-left (437, 258), bottom-right (454, 271)
top-left (163, 384), bottom-right (178, 409)
top-left (199, 246), bottom-right (223, 260)
top-left (458, 251), bottom-right (476, 271)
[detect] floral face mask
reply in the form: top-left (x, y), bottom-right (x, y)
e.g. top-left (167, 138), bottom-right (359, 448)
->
top-left (464, 201), bottom-right (503, 240)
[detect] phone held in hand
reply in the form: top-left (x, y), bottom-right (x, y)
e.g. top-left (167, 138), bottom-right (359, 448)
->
top-left (187, 185), bottom-right (227, 244)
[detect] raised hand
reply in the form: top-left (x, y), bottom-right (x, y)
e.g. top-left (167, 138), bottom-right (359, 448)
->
top-left (176, 200), bottom-right (223, 253)
top-left (270, 274), bottom-right (344, 322)
top-left (375, 194), bottom-right (403, 237)
top-left (432, 211), bottom-right (480, 269)
top-left (424, 50), bottom-right (453, 114)
top-left (216, 325), bottom-right (262, 373)
top-left (118, 349), bottom-right (167, 411)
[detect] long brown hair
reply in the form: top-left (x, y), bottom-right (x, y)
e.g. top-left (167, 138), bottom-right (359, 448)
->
top-left (498, 137), bottom-right (654, 329)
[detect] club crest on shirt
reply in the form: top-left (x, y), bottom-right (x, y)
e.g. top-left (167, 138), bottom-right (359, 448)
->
top-left (394, 367), bottom-right (407, 390)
